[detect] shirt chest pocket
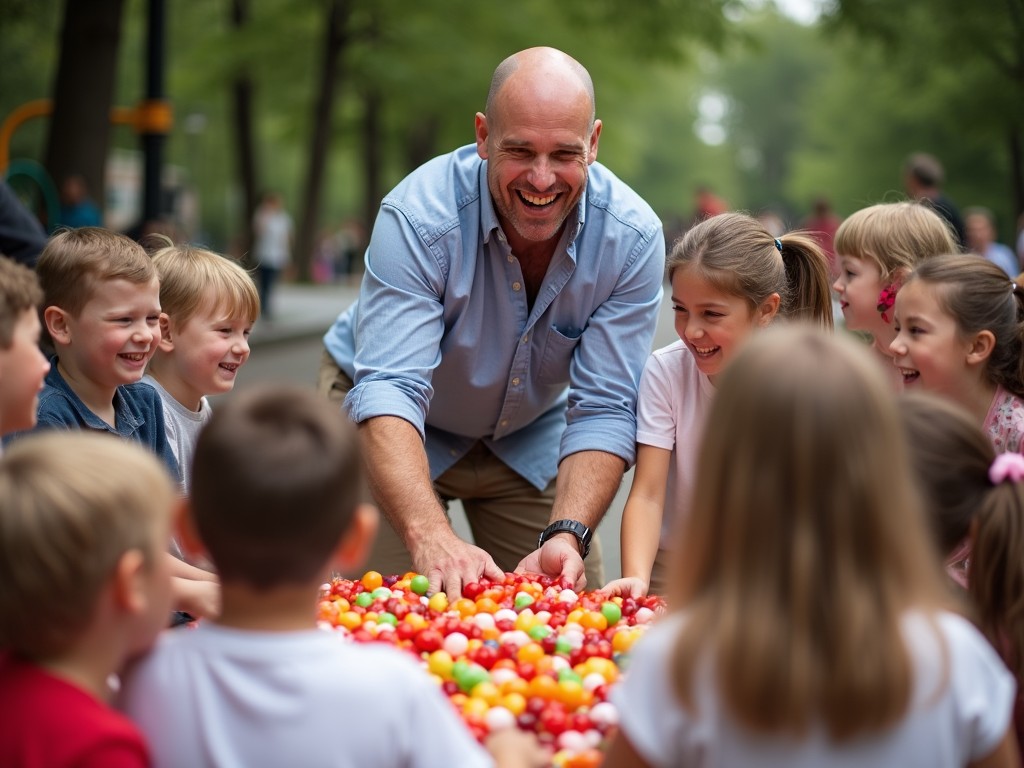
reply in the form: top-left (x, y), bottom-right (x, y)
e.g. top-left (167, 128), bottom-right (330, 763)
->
top-left (537, 325), bottom-right (583, 385)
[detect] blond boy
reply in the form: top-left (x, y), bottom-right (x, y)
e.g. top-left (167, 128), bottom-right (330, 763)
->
top-left (0, 432), bottom-right (175, 766)
top-left (0, 256), bottom-right (50, 437)
top-left (144, 243), bottom-right (259, 491)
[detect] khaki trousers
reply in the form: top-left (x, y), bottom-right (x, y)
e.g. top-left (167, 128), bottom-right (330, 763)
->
top-left (316, 349), bottom-right (605, 587)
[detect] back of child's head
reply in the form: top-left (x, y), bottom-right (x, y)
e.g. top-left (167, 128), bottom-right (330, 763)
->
top-left (970, 451), bottom-right (1024, 682)
top-left (0, 256), bottom-right (43, 348)
top-left (190, 385), bottom-right (363, 591)
top-left (907, 253), bottom-right (1024, 398)
top-left (670, 323), bottom-right (946, 741)
top-left (151, 243), bottom-right (260, 327)
top-left (667, 211), bottom-right (834, 330)
top-left (0, 431), bottom-right (175, 659)
top-left (897, 391), bottom-right (994, 556)
top-left (833, 201), bottom-right (957, 282)
top-left (36, 227), bottom-right (155, 348)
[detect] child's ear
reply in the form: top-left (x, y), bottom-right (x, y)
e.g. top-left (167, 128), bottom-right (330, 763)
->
top-left (331, 504), bottom-right (379, 573)
top-left (176, 498), bottom-right (209, 561)
top-left (158, 313), bottom-right (175, 353)
top-left (966, 329), bottom-right (996, 366)
top-left (43, 306), bottom-right (71, 346)
top-left (112, 548), bottom-right (147, 614)
top-left (757, 292), bottom-right (782, 328)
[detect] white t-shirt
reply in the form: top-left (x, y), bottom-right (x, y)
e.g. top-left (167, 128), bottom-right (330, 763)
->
top-left (635, 340), bottom-right (715, 548)
top-left (611, 610), bottom-right (1015, 768)
top-left (253, 207), bottom-right (293, 269)
top-left (118, 623), bottom-right (493, 768)
top-left (142, 374), bottom-right (211, 493)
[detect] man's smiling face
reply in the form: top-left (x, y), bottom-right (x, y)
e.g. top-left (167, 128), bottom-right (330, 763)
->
top-left (476, 63), bottom-right (600, 255)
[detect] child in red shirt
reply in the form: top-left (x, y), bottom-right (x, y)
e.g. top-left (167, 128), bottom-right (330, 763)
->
top-left (0, 432), bottom-right (176, 767)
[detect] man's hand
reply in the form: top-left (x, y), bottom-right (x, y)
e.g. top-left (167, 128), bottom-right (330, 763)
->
top-left (416, 529), bottom-right (505, 602)
top-left (515, 534), bottom-right (586, 591)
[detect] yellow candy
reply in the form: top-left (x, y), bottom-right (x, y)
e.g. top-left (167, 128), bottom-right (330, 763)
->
top-left (501, 692), bottom-right (527, 716)
top-left (470, 681), bottom-right (501, 706)
top-left (428, 592), bottom-right (448, 612)
top-left (427, 650), bottom-right (454, 679)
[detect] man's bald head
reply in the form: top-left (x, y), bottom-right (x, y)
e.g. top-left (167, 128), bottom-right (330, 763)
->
top-left (485, 47), bottom-right (596, 129)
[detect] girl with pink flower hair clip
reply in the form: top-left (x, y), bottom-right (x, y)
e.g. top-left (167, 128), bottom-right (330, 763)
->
top-left (899, 390), bottom-right (1024, 749)
top-left (832, 201), bottom-right (958, 390)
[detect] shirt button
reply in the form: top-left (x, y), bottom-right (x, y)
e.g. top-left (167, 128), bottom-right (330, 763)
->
top-left (449, 449), bottom-right (458, 456)
top-left (507, 254), bottom-right (514, 262)
top-left (521, 335), bottom-right (529, 344)
top-left (512, 282), bottom-right (521, 291)
top-left (500, 419), bottom-right (509, 427)
top-left (511, 377), bottom-right (520, 386)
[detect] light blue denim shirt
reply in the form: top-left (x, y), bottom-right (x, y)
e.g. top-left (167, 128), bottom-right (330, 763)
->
top-left (323, 144), bottom-right (665, 490)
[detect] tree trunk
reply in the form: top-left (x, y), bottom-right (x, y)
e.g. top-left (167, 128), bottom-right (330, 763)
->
top-left (230, 0), bottom-right (258, 264)
top-left (1010, 124), bottom-right (1024, 224)
top-left (44, 0), bottom-right (126, 224)
top-left (295, 0), bottom-right (348, 283)
top-left (360, 87), bottom-right (382, 239)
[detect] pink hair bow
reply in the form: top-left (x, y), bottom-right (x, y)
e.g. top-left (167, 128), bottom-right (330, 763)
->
top-left (989, 452), bottom-right (1024, 484)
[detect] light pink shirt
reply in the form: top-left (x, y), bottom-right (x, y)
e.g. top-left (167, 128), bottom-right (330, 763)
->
top-left (984, 384), bottom-right (1024, 454)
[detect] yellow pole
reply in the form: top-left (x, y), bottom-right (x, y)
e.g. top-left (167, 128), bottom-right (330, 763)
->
top-left (0, 99), bottom-right (53, 176)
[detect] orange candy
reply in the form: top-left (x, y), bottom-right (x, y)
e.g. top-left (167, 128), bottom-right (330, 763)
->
top-left (517, 642), bottom-right (545, 664)
top-left (360, 570), bottom-right (383, 591)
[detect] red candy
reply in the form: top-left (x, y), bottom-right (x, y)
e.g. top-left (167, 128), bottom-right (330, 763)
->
top-left (317, 572), bottom-right (666, 763)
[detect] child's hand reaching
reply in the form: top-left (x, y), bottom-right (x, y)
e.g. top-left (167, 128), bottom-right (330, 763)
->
top-left (485, 728), bottom-right (548, 768)
top-left (599, 576), bottom-right (649, 599)
top-left (171, 575), bottom-right (221, 619)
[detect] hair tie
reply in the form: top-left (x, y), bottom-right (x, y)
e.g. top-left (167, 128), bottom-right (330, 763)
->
top-left (989, 452), bottom-right (1024, 484)
top-left (774, 238), bottom-right (782, 253)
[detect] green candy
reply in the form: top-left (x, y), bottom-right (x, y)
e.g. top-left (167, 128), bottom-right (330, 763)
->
top-left (514, 593), bottom-right (534, 610)
top-left (410, 574), bottom-right (430, 595)
top-left (354, 592), bottom-right (374, 608)
top-left (528, 624), bottom-right (552, 641)
top-left (554, 637), bottom-right (573, 655)
top-left (601, 601), bottom-right (623, 625)
top-left (377, 612), bottom-right (398, 626)
top-left (370, 587), bottom-right (391, 600)
top-left (557, 669), bottom-right (582, 684)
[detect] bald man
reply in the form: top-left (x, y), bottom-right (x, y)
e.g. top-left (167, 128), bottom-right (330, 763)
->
top-left (319, 47), bottom-right (665, 598)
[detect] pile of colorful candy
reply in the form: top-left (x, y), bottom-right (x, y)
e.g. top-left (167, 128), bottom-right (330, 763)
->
top-left (317, 571), bottom-right (666, 767)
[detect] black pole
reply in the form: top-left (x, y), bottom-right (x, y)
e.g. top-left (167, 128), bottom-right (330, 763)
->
top-left (142, 0), bottom-right (165, 224)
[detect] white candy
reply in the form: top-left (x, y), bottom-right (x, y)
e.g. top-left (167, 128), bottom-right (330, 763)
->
top-left (557, 588), bottom-right (579, 604)
top-left (484, 706), bottom-right (517, 732)
top-left (582, 672), bottom-right (607, 691)
top-left (534, 610), bottom-right (552, 625)
top-left (442, 632), bottom-right (469, 657)
top-left (589, 701), bottom-right (619, 727)
top-left (634, 606), bottom-right (656, 624)
top-left (490, 667), bottom-right (518, 687)
top-left (494, 608), bottom-right (518, 624)
top-left (499, 630), bottom-right (531, 648)
top-left (556, 730), bottom-right (587, 752)
top-left (472, 612), bottom-right (496, 630)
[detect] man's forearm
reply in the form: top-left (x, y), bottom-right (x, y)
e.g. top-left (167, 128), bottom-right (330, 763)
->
top-left (359, 415), bottom-right (451, 544)
top-left (549, 450), bottom-right (627, 529)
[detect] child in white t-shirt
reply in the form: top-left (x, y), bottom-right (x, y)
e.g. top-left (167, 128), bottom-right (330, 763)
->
top-left (604, 326), bottom-right (1019, 768)
top-left (118, 386), bottom-right (542, 768)
top-left (144, 242), bottom-right (259, 492)
top-left (604, 212), bottom-right (834, 597)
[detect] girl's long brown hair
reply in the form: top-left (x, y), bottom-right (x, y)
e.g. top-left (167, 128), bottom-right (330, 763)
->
top-left (668, 324), bottom-right (950, 741)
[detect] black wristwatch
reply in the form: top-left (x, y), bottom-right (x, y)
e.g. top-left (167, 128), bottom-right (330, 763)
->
top-left (537, 519), bottom-right (592, 559)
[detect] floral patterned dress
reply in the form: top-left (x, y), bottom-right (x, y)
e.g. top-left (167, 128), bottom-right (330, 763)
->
top-left (983, 385), bottom-right (1024, 454)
